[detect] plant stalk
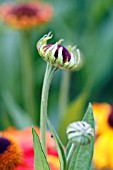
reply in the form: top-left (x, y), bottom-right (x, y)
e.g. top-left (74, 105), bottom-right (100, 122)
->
top-left (59, 71), bottom-right (70, 119)
top-left (40, 63), bottom-right (57, 155)
top-left (21, 31), bottom-right (36, 120)
top-left (66, 143), bottom-right (76, 169)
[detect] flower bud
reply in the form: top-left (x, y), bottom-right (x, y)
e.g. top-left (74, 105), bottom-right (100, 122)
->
top-left (66, 121), bottom-right (94, 145)
top-left (36, 32), bottom-right (80, 70)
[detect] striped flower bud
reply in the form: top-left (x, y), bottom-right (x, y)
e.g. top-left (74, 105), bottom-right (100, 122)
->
top-left (36, 32), bottom-right (80, 70)
top-left (66, 121), bottom-right (94, 145)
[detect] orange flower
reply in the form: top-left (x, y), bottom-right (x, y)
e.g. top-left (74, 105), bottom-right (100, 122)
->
top-left (93, 103), bottom-right (112, 135)
top-left (0, 2), bottom-right (53, 29)
top-left (93, 103), bottom-right (113, 169)
top-left (94, 130), bottom-right (113, 169)
top-left (0, 127), bottom-right (60, 170)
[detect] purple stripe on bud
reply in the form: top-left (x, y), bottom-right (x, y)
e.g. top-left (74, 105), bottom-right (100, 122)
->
top-left (43, 44), bottom-right (71, 63)
top-left (43, 44), bottom-right (52, 52)
top-left (54, 45), bottom-right (71, 62)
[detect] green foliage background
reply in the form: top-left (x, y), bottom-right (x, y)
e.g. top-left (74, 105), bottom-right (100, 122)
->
top-left (0, 0), bottom-right (113, 142)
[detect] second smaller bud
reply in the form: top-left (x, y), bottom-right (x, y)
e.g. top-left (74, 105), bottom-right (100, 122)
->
top-left (66, 121), bottom-right (95, 145)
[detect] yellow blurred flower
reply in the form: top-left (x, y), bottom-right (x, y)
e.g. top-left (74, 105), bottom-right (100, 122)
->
top-left (0, 2), bottom-right (53, 29)
top-left (94, 130), bottom-right (113, 169)
top-left (93, 103), bottom-right (113, 169)
top-left (93, 103), bottom-right (112, 135)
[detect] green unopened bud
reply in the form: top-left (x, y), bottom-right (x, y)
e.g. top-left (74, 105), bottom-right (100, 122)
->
top-left (66, 121), bottom-right (94, 145)
top-left (36, 32), bottom-right (80, 70)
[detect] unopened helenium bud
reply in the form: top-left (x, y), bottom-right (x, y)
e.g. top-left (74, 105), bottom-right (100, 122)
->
top-left (66, 121), bottom-right (94, 145)
top-left (36, 32), bottom-right (80, 70)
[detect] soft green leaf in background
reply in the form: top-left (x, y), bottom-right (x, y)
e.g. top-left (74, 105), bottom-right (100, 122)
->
top-left (58, 89), bottom-right (89, 143)
top-left (2, 91), bottom-right (35, 128)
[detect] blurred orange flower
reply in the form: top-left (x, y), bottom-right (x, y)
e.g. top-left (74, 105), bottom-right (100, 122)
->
top-left (0, 2), bottom-right (53, 29)
top-left (93, 103), bottom-right (112, 135)
top-left (93, 103), bottom-right (113, 170)
top-left (0, 127), bottom-right (60, 170)
top-left (94, 130), bottom-right (113, 169)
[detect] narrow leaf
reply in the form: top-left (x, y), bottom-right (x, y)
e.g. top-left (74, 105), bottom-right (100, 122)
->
top-left (66, 141), bottom-right (72, 157)
top-left (47, 119), bottom-right (66, 170)
top-left (83, 103), bottom-right (95, 127)
top-left (32, 127), bottom-right (50, 170)
top-left (68, 103), bottom-right (95, 170)
top-left (2, 91), bottom-right (35, 128)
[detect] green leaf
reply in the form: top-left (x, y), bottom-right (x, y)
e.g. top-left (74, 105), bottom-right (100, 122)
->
top-left (32, 127), bottom-right (50, 170)
top-left (83, 103), bottom-right (95, 127)
top-left (90, 162), bottom-right (94, 170)
top-left (66, 141), bottom-right (72, 157)
top-left (2, 91), bottom-right (35, 128)
top-left (68, 103), bottom-right (95, 170)
top-left (58, 90), bottom-right (89, 144)
top-left (47, 119), bottom-right (66, 170)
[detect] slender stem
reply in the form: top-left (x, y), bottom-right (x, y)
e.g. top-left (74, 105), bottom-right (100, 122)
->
top-left (66, 143), bottom-right (76, 169)
top-left (40, 63), bottom-right (57, 155)
top-left (59, 71), bottom-right (70, 119)
top-left (21, 31), bottom-right (36, 120)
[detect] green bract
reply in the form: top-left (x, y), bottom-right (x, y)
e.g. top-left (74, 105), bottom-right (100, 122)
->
top-left (66, 121), bottom-right (94, 145)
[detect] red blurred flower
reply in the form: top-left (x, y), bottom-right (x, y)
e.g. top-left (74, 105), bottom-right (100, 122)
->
top-left (0, 127), bottom-right (60, 170)
top-left (0, 2), bottom-right (53, 29)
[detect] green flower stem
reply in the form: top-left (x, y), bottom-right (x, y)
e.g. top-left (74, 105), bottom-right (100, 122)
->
top-left (21, 31), bottom-right (36, 120)
top-left (40, 63), bottom-right (57, 155)
top-left (59, 71), bottom-right (70, 119)
top-left (66, 143), bottom-right (76, 169)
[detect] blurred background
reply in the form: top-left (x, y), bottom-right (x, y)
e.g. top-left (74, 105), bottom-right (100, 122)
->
top-left (0, 0), bottom-right (113, 144)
